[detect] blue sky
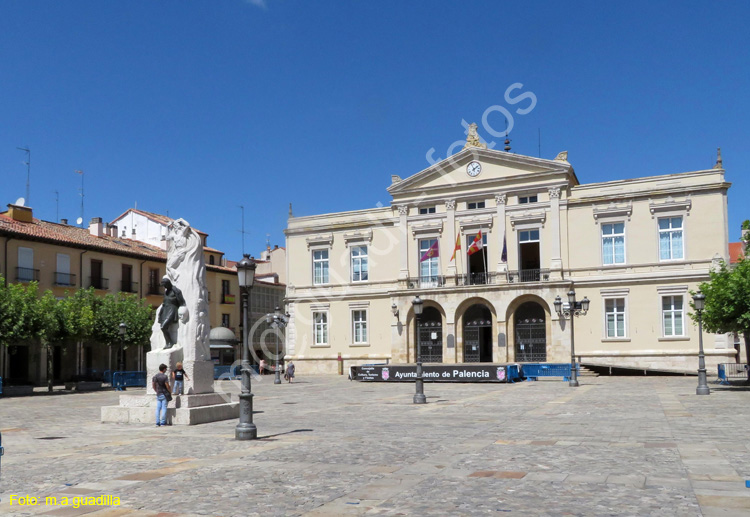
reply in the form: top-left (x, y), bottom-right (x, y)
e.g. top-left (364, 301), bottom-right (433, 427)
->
top-left (2, 0), bottom-right (748, 260)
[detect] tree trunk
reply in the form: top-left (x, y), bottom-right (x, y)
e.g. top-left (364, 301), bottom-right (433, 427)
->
top-left (744, 332), bottom-right (750, 384)
top-left (47, 346), bottom-right (53, 392)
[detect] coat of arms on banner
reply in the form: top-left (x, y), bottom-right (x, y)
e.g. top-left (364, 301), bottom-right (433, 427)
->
top-left (381, 368), bottom-right (390, 381)
top-left (497, 367), bottom-right (506, 381)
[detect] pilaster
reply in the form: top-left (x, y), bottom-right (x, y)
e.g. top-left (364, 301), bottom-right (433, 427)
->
top-left (445, 199), bottom-right (457, 284)
top-left (548, 187), bottom-right (563, 278)
top-left (398, 205), bottom-right (409, 280)
top-left (495, 193), bottom-right (508, 280)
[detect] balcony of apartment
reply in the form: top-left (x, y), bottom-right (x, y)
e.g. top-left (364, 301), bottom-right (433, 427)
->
top-left (54, 272), bottom-right (77, 287)
top-left (16, 267), bottom-right (40, 283)
top-left (146, 283), bottom-right (162, 296)
top-left (405, 269), bottom-right (552, 289)
top-left (120, 280), bottom-right (139, 294)
top-left (507, 268), bottom-right (551, 283)
top-left (221, 293), bottom-right (236, 304)
top-left (89, 277), bottom-right (109, 290)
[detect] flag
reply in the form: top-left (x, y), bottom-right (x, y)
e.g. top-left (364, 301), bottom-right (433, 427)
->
top-left (501, 233), bottom-right (507, 262)
top-left (450, 234), bottom-right (461, 262)
top-left (74, 169), bottom-right (83, 174)
top-left (420, 240), bottom-right (439, 262)
top-left (467, 230), bottom-right (483, 256)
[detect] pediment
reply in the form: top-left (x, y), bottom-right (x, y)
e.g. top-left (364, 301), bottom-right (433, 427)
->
top-left (388, 148), bottom-right (573, 198)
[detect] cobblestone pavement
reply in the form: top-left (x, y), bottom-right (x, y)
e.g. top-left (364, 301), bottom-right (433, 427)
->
top-left (1, 376), bottom-right (749, 516)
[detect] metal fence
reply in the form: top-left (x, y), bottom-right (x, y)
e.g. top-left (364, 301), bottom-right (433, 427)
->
top-left (522, 363), bottom-right (578, 381)
top-left (717, 363), bottom-right (749, 385)
top-left (112, 371), bottom-right (147, 391)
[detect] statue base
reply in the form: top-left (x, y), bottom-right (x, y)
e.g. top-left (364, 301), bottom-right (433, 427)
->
top-left (101, 392), bottom-right (238, 426)
top-left (144, 348), bottom-right (214, 395)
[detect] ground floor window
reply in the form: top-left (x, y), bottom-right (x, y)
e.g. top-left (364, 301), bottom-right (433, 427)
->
top-left (352, 310), bottom-right (367, 344)
top-left (313, 312), bottom-right (329, 345)
top-left (605, 298), bottom-right (626, 338)
top-left (662, 295), bottom-right (684, 336)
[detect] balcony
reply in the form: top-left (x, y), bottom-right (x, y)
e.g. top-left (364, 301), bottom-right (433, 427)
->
top-left (457, 272), bottom-right (495, 286)
top-left (222, 294), bottom-right (236, 304)
top-left (54, 272), bottom-right (77, 287)
top-left (507, 269), bottom-right (550, 283)
top-left (147, 284), bottom-right (162, 296)
top-left (407, 276), bottom-right (446, 289)
top-left (16, 267), bottom-right (40, 283)
top-left (120, 280), bottom-right (139, 293)
top-left (89, 277), bottom-right (109, 290)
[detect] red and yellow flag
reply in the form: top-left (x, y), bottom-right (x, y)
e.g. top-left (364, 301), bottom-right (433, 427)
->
top-left (467, 230), bottom-right (484, 256)
top-left (450, 234), bottom-right (461, 262)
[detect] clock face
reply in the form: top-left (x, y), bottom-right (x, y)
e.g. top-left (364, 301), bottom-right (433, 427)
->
top-left (467, 161), bottom-right (482, 177)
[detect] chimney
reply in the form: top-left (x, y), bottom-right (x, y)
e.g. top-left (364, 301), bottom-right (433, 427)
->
top-left (7, 203), bottom-right (33, 223)
top-left (60, 218), bottom-right (68, 225)
top-left (274, 244), bottom-right (279, 250)
top-left (111, 224), bottom-right (118, 237)
top-left (89, 217), bottom-right (104, 237)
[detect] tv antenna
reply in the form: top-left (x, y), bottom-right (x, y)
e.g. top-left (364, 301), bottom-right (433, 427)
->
top-left (54, 190), bottom-right (59, 222)
top-left (17, 147), bottom-right (30, 205)
top-left (238, 205), bottom-right (250, 255)
top-left (75, 170), bottom-right (84, 226)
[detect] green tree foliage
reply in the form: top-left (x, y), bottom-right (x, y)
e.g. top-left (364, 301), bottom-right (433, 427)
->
top-left (93, 293), bottom-right (154, 350)
top-left (57, 288), bottom-right (97, 344)
top-left (0, 278), bottom-right (44, 347)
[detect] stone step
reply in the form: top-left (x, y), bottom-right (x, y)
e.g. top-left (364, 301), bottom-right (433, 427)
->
top-left (579, 366), bottom-right (600, 377)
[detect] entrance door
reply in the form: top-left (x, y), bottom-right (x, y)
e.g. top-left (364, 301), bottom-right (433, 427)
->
top-left (416, 307), bottom-right (443, 363)
top-left (514, 302), bottom-right (546, 362)
top-left (463, 304), bottom-right (493, 362)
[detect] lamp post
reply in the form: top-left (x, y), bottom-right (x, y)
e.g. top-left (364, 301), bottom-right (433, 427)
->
top-left (235, 254), bottom-right (258, 440)
top-left (554, 289), bottom-right (590, 387)
top-left (118, 322), bottom-right (127, 372)
top-left (266, 306), bottom-right (289, 385)
top-left (693, 292), bottom-right (710, 396)
top-left (412, 296), bottom-right (426, 404)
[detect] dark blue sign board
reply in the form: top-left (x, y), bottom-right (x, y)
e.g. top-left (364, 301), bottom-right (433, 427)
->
top-left (351, 364), bottom-right (520, 383)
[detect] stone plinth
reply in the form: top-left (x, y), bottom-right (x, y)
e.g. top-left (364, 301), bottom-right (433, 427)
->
top-left (145, 348), bottom-right (214, 395)
top-left (101, 392), bottom-right (238, 426)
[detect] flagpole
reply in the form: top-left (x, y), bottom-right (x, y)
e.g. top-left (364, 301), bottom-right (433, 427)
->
top-left (483, 229), bottom-right (488, 283)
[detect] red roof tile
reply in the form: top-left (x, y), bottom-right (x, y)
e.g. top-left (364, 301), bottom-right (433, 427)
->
top-left (729, 242), bottom-right (745, 264)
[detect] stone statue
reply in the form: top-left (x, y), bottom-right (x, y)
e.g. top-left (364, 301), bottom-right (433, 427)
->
top-left (463, 122), bottom-right (488, 150)
top-left (158, 276), bottom-right (186, 349)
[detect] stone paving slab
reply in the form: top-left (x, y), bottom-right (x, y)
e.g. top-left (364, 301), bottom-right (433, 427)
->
top-left (0, 376), bottom-right (749, 516)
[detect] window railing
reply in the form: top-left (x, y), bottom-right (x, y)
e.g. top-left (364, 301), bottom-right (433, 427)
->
top-left (147, 284), bottom-right (161, 295)
top-left (407, 276), bottom-right (446, 289)
top-left (507, 269), bottom-right (550, 283)
top-left (120, 280), bottom-right (138, 293)
top-left (16, 267), bottom-right (40, 283)
top-left (222, 294), bottom-right (236, 304)
top-left (89, 277), bottom-right (109, 290)
top-left (457, 272), bottom-right (494, 286)
top-left (54, 272), bottom-right (77, 286)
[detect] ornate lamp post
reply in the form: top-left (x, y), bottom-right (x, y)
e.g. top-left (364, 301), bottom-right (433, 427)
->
top-left (235, 254), bottom-right (258, 440)
top-left (412, 296), bottom-right (426, 404)
top-left (554, 289), bottom-right (590, 387)
top-left (118, 322), bottom-right (127, 372)
top-left (693, 292), bottom-right (710, 395)
top-left (266, 307), bottom-right (289, 385)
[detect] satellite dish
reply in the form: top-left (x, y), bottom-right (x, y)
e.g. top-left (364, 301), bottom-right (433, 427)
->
top-left (76, 217), bottom-right (83, 225)
top-left (14, 197), bottom-right (25, 207)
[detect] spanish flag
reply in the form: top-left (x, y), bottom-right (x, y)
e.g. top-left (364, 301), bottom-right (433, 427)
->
top-left (450, 234), bottom-right (461, 262)
top-left (467, 230), bottom-right (484, 256)
top-left (420, 240), bottom-right (439, 262)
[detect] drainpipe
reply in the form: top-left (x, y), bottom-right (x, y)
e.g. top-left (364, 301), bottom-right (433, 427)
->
top-left (138, 260), bottom-right (147, 298)
top-left (77, 250), bottom-right (88, 377)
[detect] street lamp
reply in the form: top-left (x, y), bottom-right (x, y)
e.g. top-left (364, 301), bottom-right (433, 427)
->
top-left (554, 289), bottom-right (590, 387)
top-left (118, 322), bottom-right (127, 372)
top-left (266, 306), bottom-right (289, 385)
top-left (412, 296), bottom-right (426, 404)
top-left (693, 292), bottom-right (710, 396)
top-left (235, 254), bottom-right (258, 440)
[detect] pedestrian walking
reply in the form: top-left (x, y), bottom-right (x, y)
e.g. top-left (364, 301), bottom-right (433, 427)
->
top-left (259, 359), bottom-right (266, 375)
top-left (152, 364), bottom-right (171, 426)
top-left (171, 361), bottom-right (189, 395)
top-left (286, 361), bottom-right (295, 383)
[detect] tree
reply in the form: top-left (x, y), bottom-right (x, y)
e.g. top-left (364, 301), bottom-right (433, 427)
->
top-left (692, 249), bottom-right (750, 383)
top-left (0, 277), bottom-right (42, 349)
top-left (93, 293), bottom-right (154, 371)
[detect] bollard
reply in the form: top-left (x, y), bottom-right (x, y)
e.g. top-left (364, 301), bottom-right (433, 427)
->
top-left (337, 353), bottom-right (343, 375)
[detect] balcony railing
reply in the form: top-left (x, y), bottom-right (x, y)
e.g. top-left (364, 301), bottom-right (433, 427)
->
top-left (147, 284), bottom-right (162, 296)
top-left (89, 277), bottom-right (109, 290)
top-left (222, 293), bottom-right (236, 304)
top-left (16, 267), bottom-right (40, 283)
top-left (54, 272), bottom-right (77, 286)
top-left (507, 268), bottom-right (550, 283)
top-left (457, 272), bottom-right (494, 286)
top-left (120, 280), bottom-right (139, 293)
top-left (407, 276), bottom-right (446, 289)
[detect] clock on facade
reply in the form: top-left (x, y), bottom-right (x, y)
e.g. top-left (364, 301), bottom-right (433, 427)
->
top-left (466, 161), bottom-right (482, 177)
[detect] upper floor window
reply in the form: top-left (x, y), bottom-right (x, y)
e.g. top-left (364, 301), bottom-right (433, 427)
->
top-left (312, 249), bottom-right (329, 285)
top-left (419, 206), bottom-right (436, 214)
top-left (351, 245), bottom-right (368, 282)
top-left (419, 238), bottom-right (439, 282)
top-left (519, 195), bottom-right (538, 204)
top-left (605, 298), bottom-right (626, 338)
top-left (209, 255), bottom-right (215, 265)
top-left (519, 229), bottom-right (540, 243)
top-left (313, 312), bottom-right (328, 346)
top-left (602, 222), bottom-right (625, 265)
top-left (221, 313), bottom-right (230, 328)
top-left (658, 217), bottom-right (684, 260)
top-left (352, 310), bottom-right (368, 344)
top-left (467, 201), bottom-right (485, 210)
top-left (662, 295), bottom-right (685, 337)
top-left (17, 247), bottom-right (35, 282)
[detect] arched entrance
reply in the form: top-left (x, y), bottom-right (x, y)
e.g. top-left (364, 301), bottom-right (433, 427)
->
top-left (416, 306), bottom-right (443, 363)
top-left (463, 304), bottom-right (493, 362)
top-left (514, 302), bottom-right (546, 362)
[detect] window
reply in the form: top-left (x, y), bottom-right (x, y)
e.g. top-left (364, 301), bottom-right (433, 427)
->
top-left (419, 206), bottom-right (436, 214)
top-left (419, 238), bottom-right (439, 283)
top-left (148, 268), bottom-right (160, 294)
top-left (662, 296), bottom-right (685, 336)
top-left (17, 247), bottom-right (34, 282)
top-left (658, 217), bottom-right (684, 260)
top-left (605, 298), bottom-right (626, 338)
top-left (222, 314), bottom-right (230, 328)
top-left (222, 279), bottom-right (230, 295)
top-left (467, 201), bottom-right (485, 210)
top-left (519, 229), bottom-right (540, 242)
top-left (313, 312), bottom-right (328, 346)
top-left (519, 195), bottom-right (538, 204)
top-left (352, 310), bottom-right (367, 344)
top-left (313, 249), bottom-right (329, 285)
top-left (209, 255), bottom-right (215, 265)
top-left (55, 253), bottom-right (72, 286)
top-left (602, 222), bottom-right (625, 265)
top-left (351, 245), bottom-right (368, 282)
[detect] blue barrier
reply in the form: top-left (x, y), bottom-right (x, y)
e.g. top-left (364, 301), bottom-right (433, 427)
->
top-left (112, 371), bottom-right (147, 391)
top-left (717, 363), bottom-right (749, 385)
top-left (522, 363), bottom-right (578, 381)
top-left (214, 365), bottom-right (244, 380)
top-left (102, 370), bottom-right (113, 385)
top-left (0, 376), bottom-right (2, 395)
top-left (1, 429), bottom-right (4, 477)
top-left (506, 364), bottom-right (522, 383)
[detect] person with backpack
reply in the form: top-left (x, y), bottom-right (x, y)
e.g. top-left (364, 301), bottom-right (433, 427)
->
top-left (152, 364), bottom-right (171, 426)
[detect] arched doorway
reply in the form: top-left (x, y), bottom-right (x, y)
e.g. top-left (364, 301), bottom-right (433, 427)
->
top-left (416, 306), bottom-right (443, 363)
top-left (463, 304), bottom-right (493, 362)
top-left (514, 302), bottom-right (546, 362)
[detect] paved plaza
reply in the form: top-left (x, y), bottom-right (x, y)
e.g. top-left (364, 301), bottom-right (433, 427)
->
top-left (1, 375), bottom-right (749, 516)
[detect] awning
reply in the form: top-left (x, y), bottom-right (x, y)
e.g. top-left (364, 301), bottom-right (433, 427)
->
top-left (210, 343), bottom-right (235, 350)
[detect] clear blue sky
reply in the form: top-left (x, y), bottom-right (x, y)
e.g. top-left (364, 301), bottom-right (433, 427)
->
top-left (2, 0), bottom-right (748, 260)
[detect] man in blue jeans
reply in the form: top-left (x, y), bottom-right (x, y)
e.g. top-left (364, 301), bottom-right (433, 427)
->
top-left (152, 364), bottom-right (171, 426)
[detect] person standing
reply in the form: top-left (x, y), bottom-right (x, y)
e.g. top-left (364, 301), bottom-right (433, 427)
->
top-left (286, 361), bottom-right (295, 383)
top-left (259, 358), bottom-right (266, 375)
top-left (172, 362), bottom-right (189, 395)
top-left (152, 364), bottom-right (171, 426)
